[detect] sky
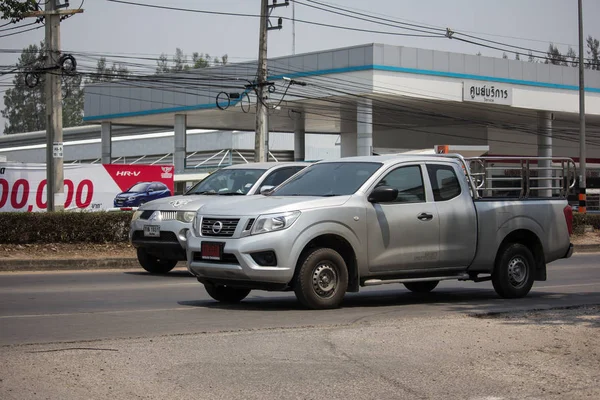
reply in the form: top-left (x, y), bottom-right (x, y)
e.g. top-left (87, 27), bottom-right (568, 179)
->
top-left (1, 0), bottom-right (599, 135)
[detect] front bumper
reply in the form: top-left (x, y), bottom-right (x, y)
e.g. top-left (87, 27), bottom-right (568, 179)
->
top-left (563, 243), bottom-right (574, 259)
top-left (186, 228), bottom-right (296, 287)
top-left (130, 216), bottom-right (193, 261)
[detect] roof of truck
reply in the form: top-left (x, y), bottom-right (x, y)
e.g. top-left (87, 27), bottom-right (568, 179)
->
top-left (223, 161), bottom-right (310, 170)
top-left (315, 154), bottom-right (461, 165)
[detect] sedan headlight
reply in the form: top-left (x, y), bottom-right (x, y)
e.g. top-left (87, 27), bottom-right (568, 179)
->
top-left (128, 196), bottom-right (136, 201)
top-left (177, 211), bottom-right (196, 223)
top-left (131, 210), bottom-right (143, 221)
top-left (251, 211), bottom-right (301, 235)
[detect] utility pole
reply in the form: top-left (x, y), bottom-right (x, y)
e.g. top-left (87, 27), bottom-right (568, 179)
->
top-left (45, 0), bottom-right (63, 212)
top-left (578, 0), bottom-right (586, 214)
top-left (255, 0), bottom-right (269, 163)
top-left (292, 0), bottom-right (296, 55)
top-left (23, 1), bottom-right (83, 211)
top-left (254, 0), bottom-right (288, 162)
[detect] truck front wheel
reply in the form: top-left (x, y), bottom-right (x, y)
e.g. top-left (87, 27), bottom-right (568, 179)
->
top-left (136, 248), bottom-right (177, 274)
top-left (294, 247), bottom-right (348, 310)
top-left (204, 283), bottom-right (251, 303)
top-left (492, 243), bottom-right (535, 298)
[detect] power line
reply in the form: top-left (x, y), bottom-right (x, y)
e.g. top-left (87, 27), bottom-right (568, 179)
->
top-left (106, 0), bottom-right (444, 38)
top-left (0, 24), bottom-right (44, 39)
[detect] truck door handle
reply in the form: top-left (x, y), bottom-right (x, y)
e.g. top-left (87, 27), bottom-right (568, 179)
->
top-left (417, 213), bottom-right (433, 221)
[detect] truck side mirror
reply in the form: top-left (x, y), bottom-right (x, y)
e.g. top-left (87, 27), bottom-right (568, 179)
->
top-left (260, 185), bottom-right (275, 195)
top-left (368, 186), bottom-right (398, 203)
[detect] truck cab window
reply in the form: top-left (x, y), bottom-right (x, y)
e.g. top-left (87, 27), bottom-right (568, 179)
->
top-left (427, 164), bottom-right (461, 201)
top-left (376, 165), bottom-right (425, 203)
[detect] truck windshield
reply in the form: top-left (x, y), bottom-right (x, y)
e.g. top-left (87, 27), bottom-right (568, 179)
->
top-left (185, 168), bottom-right (267, 195)
top-left (272, 162), bottom-right (382, 196)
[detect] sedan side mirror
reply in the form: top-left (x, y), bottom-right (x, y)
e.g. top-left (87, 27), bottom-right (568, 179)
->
top-left (368, 186), bottom-right (398, 203)
top-left (260, 185), bottom-right (275, 195)
top-left (147, 188), bottom-right (154, 193)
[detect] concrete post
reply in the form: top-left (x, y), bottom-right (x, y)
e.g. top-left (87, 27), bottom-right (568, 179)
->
top-left (101, 122), bottom-right (112, 164)
top-left (537, 111), bottom-right (553, 198)
top-left (340, 107), bottom-right (357, 157)
top-left (174, 114), bottom-right (187, 195)
top-left (357, 99), bottom-right (373, 157)
top-left (174, 114), bottom-right (187, 173)
top-left (293, 111), bottom-right (306, 161)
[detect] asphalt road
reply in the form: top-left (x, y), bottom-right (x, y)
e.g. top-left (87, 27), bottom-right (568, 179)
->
top-left (1, 253), bottom-right (599, 347)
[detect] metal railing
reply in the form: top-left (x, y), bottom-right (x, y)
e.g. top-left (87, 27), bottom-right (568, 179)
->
top-left (465, 157), bottom-right (577, 199)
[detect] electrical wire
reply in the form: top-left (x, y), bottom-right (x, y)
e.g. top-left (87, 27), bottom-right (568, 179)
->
top-left (297, 0), bottom-right (594, 64)
top-left (106, 0), bottom-right (444, 38)
top-left (0, 24), bottom-right (43, 39)
top-left (0, 21), bottom-right (37, 32)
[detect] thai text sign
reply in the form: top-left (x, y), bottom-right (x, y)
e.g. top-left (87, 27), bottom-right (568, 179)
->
top-left (463, 81), bottom-right (512, 105)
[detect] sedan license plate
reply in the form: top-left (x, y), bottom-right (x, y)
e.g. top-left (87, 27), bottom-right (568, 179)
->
top-left (144, 225), bottom-right (160, 238)
top-left (201, 242), bottom-right (223, 261)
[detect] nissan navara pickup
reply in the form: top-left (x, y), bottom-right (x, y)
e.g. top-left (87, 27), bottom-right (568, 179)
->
top-left (130, 162), bottom-right (307, 273)
top-left (186, 155), bottom-right (574, 309)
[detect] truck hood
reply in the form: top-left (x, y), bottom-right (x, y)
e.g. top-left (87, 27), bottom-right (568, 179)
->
top-left (139, 194), bottom-right (236, 211)
top-left (197, 195), bottom-right (351, 216)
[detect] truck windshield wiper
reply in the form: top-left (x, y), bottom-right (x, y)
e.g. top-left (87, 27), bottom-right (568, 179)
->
top-left (218, 192), bottom-right (245, 196)
top-left (321, 194), bottom-right (342, 197)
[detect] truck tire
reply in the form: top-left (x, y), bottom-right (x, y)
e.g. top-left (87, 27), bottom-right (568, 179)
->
top-left (403, 281), bottom-right (439, 293)
top-left (204, 283), bottom-right (251, 304)
top-left (136, 248), bottom-right (177, 274)
top-left (492, 243), bottom-right (535, 298)
top-left (294, 247), bottom-right (348, 310)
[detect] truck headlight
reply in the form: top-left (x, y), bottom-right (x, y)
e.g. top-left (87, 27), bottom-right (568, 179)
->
top-left (131, 210), bottom-right (143, 221)
top-left (251, 211), bottom-right (300, 235)
top-left (177, 211), bottom-right (195, 223)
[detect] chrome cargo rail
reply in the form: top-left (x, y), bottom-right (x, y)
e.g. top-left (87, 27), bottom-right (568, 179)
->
top-left (465, 156), bottom-right (577, 199)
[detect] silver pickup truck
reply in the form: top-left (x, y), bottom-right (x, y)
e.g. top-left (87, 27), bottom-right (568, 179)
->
top-left (130, 162), bottom-right (307, 274)
top-left (186, 155), bottom-right (574, 309)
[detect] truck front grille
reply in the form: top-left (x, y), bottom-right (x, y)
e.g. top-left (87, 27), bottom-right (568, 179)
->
top-left (201, 218), bottom-right (239, 237)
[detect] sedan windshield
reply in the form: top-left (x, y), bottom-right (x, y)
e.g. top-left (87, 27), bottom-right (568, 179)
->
top-left (271, 162), bottom-right (382, 196)
top-left (186, 168), bottom-right (267, 195)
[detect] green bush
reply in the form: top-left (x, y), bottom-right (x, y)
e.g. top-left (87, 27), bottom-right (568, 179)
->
top-left (0, 210), bottom-right (597, 244)
top-left (0, 211), bottom-right (133, 244)
top-left (573, 213), bottom-right (600, 235)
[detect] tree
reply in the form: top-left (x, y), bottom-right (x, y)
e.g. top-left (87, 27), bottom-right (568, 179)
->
top-left (546, 44), bottom-right (567, 66)
top-left (156, 49), bottom-right (229, 73)
top-left (515, 53), bottom-right (520, 61)
top-left (192, 52), bottom-right (211, 69)
top-left (86, 57), bottom-right (130, 83)
top-left (172, 48), bottom-right (188, 72)
top-left (156, 54), bottom-right (170, 74)
top-left (502, 52), bottom-right (508, 59)
top-left (566, 47), bottom-right (578, 67)
top-left (2, 42), bottom-right (89, 135)
top-left (587, 35), bottom-right (600, 70)
top-left (0, 0), bottom-right (38, 21)
top-left (1, 43), bottom-right (46, 134)
top-left (527, 51), bottom-right (536, 63)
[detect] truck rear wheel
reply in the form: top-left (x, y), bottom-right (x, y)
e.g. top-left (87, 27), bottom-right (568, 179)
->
top-left (492, 243), bottom-right (535, 299)
top-left (294, 247), bottom-right (348, 310)
top-left (403, 281), bottom-right (439, 293)
top-left (204, 283), bottom-right (251, 304)
top-left (136, 248), bottom-right (177, 274)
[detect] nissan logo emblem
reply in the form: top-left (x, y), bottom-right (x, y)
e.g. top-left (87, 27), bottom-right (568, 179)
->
top-left (212, 221), bottom-right (223, 234)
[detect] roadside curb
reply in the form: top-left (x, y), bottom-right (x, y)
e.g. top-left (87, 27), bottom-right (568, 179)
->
top-left (573, 244), bottom-right (600, 253)
top-left (0, 246), bottom-right (597, 272)
top-left (0, 258), bottom-right (140, 272)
